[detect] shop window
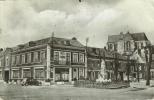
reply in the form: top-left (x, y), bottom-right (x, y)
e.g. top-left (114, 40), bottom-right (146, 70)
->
top-left (35, 68), bottom-right (45, 78)
top-left (79, 68), bottom-right (84, 79)
top-left (23, 69), bottom-right (31, 78)
top-left (12, 70), bottom-right (20, 78)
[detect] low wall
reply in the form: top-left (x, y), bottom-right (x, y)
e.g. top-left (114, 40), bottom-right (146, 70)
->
top-left (74, 80), bottom-right (130, 89)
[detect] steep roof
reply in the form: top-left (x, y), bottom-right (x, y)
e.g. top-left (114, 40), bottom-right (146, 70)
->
top-left (108, 32), bottom-right (149, 43)
top-left (131, 32), bottom-right (148, 41)
top-left (13, 37), bottom-right (84, 51)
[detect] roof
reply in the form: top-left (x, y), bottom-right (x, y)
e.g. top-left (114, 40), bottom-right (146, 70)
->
top-left (108, 32), bottom-right (149, 43)
top-left (13, 37), bottom-right (84, 51)
top-left (131, 32), bottom-right (148, 41)
top-left (87, 47), bottom-right (127, 60)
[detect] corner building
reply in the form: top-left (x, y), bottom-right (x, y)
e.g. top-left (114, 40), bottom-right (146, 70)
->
top-left (10, 37), bottom-right (86, 82)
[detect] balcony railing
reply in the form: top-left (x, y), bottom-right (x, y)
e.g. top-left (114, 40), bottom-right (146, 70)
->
top-left (54, 60), bottom-right (71, 65)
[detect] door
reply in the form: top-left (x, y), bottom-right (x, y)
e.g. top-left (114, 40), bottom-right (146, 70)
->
top-left (4, 71), bottom-right (9, 83)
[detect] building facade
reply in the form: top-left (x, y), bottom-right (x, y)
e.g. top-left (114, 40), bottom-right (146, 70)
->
top-left (107, 32), bottom-right (150, 55)
top-left (0, 48), bottom-right (12, 83)
top-left (86, 47), bottom-right (133, 82)
top-left (107, 32), bottom-right (152, 81)
top-left (10, 37), bottom-right (86, 82)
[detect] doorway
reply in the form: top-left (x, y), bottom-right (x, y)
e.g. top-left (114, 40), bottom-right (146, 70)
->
top-left (4, 71), bottom-right (9, 83)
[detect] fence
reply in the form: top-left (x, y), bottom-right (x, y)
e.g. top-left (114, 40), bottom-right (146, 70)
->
top-left (74, 80), bottom-right (130, 89)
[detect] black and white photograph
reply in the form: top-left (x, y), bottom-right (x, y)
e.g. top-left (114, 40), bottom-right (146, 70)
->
top-left (0, 0), bottom-right (154, 100)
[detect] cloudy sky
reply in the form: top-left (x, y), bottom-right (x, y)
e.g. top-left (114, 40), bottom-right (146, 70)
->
top-left (0, 0), bottom-right (154, 48)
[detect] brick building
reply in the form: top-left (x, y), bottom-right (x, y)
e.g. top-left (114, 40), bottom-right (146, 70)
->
top-left (10, 36), bottom-right (86, 83)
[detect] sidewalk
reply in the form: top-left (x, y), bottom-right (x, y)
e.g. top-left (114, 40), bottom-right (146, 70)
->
top-left (130, 80), bottom-right (154, 88)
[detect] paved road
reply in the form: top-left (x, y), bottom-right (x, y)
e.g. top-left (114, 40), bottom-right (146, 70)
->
top-left (0, 83), bottom-right (154, 100)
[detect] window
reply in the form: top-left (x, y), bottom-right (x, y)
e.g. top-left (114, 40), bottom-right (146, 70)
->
top-left (23, 69), bottom-right (31, 78)
top-left (34, 52), bottom-right (38, 62)
top-left (41, 51), bottom-right (46, 61)
top-left (31, 52), bottom-right (34, 62)
top-left (16, 55), bottom-right (20, 64)
top-left (25, 53), bottom-right (28, 63)
top-left (6, 57), bottom-right (9, 66)
top-left (66, 52), bottom-right (71, 62)
top-left (21, 54), bottom-right (25, 64)
top-left (73, 53), bottom-right (78, 63)
top-left (59, 51), bottom-right (66, 64)
top-left (109, 44), bottom-right (113, 50)
top-left (79, 53), bottom-right (84, 63)
top-left (54, 51), bottom-right (59, 61)
top-left (126, 41), bottom-right (131, 51)
top-left (11, 55), bottom-right (16, 65)
top-left (12, 70), bottom-right (20, 78)
top-left (27, 53), bottom-right (31, 63)
top-left (79, 68), bottom-right (84, 79)
top-left (35, 68), bottom-right (45, 78)
top-left (38, 51), bottom-right (40, 61)
top-left (141, 42), bottom-right (144, 48)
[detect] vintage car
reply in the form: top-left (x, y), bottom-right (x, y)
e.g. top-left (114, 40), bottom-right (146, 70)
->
top-left (21, 77), bottom-right (42, 86)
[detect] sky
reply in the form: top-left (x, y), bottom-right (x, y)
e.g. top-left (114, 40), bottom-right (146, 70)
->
top-left (0, 0), bottom-right (154, 48)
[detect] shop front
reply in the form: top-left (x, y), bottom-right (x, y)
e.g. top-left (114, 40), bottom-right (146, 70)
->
top-left (55, 68), bottom-right (69, 82)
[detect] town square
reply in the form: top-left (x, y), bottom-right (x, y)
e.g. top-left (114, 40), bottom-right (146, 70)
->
top-left (0, 0), bottom-right (154, 100)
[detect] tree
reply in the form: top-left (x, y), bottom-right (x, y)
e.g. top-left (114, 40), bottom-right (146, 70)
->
top-left (145, 46), bottom-right (152, 86)
top-left (114, 52), bottom-right (119, 81)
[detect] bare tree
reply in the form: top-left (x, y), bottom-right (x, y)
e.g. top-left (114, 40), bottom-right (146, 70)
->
top-left (145, 46), bottom-right (152, 86)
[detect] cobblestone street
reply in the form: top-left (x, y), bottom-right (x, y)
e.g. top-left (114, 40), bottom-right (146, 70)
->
top-left (0, 84), bottom-right (154, 100)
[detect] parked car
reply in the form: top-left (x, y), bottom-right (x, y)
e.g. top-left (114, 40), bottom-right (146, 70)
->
top-left (21, 77), bottom-right (42, 86)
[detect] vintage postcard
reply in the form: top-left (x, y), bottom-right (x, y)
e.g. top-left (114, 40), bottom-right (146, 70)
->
top-left (0, 0), bottom-right (154, 100)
